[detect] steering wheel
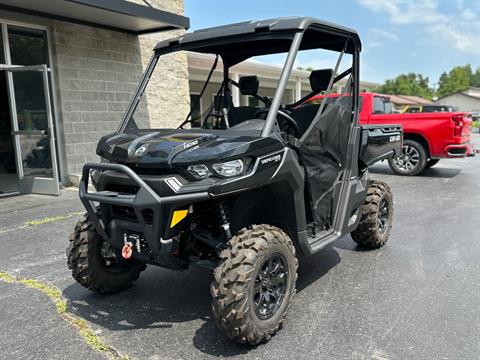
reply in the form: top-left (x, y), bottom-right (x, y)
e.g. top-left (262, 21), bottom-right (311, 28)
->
top-left (253, 109), bottom-right (300, 137)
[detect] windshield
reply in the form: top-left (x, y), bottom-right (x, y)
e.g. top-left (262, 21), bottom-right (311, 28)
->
top-left (119, 31), bottom-right (356, 137)
top-left (121, 50), bottom-right (288, 133)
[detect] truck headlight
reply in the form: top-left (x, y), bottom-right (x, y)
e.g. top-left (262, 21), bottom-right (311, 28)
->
top-left (212, 159), bottom-right (244, 177)
top-left (187, 164), bottom-right (211, 179)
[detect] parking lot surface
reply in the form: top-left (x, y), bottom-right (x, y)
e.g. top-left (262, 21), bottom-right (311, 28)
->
top-left (1, 135), bottom-right (479, 360)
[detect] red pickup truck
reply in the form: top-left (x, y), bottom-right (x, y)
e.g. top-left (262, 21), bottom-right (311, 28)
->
top-left (309, 92), bottom-right (474, 175)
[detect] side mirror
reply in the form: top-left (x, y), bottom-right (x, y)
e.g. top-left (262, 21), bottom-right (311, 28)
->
top-left (310, 69), bottom-right (334, 92)
top-left (238, 76), bottom-right (259, 96)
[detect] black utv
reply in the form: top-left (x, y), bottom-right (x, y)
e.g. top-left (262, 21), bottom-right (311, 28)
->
top-left (67, 17), bottom-right (402, 345)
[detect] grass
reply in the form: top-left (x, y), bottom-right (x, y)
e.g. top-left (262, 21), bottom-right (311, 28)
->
top-left (0, 271), bottom-right (127, 359)
top-left (26, 215), bottom-right (67, 226)
top-left (25, 211), bottom-right (84, 227)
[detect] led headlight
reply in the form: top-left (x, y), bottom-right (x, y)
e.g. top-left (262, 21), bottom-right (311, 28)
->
top-left (187, 164), bottom-right (211, 179)
top-left (212, 159), bottom-right (244, 177)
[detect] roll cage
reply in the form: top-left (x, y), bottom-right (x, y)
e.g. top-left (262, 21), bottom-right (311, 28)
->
top-left (117, 17), bottom-right (362, 135)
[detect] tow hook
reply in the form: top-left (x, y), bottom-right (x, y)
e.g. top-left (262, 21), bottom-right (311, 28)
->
top-left (122, 242), bottom-right (133, 259)
top-left (122, 233), bottom-right (142, 259)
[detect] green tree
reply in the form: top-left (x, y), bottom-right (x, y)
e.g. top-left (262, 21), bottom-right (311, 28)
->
top-left (373, 73), bottom-right (433, 99)
top-left (471, 67), bottom-right (480, 88)
top-left (436, 64), bottom-right (472, 98)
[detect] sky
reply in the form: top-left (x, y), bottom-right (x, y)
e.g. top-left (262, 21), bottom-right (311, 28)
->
top-left (184, 0), bottom-right (480, 87)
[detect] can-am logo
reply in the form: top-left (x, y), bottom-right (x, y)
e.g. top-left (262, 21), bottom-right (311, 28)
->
top-left (261, 154), bottom-right (282, 165)
top-left (183, 140), bottom-right (199, 150)
top-left (134, 145), bottom-right (148, 157)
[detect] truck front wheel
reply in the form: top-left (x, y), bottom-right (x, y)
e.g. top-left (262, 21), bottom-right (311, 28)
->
top-left (67, 213), bottom-right (146, 294)
top-left (211, 224), bottom-right (298, 345)
top-left (388, 139), bottom-right (427, 176)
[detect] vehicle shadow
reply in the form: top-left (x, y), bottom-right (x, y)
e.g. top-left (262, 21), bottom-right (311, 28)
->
top-left (62, 244), bottom-right (343, 358)
top-left (62, 266), bottom-right (214, 331)
top-left (370, 164), bottom-right (462, 179)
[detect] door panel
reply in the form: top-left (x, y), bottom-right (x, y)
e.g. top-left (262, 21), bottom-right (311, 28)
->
top-left (7, 65), bottom-right (59, 195)
top-left (0, 70), bottom-right (18, 194)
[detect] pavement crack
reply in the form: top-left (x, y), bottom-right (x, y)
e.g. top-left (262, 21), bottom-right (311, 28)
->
top-left (0, 271), bottom-right (129, 360)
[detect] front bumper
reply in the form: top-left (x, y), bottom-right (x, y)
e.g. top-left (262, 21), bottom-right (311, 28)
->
top-left (80, 162), bottom-right (210, 267)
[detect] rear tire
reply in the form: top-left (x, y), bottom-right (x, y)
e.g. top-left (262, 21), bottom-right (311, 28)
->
top-left (425, 159), bottom-right (440, 169)
top-left (67, 213), bottom-right (146, 294)
top-left (388, 139), bottom-right (427, 176)
top-left (351, 181), bottom-right (393, 249)
top-left (211, 224), bottom-right (298, 345)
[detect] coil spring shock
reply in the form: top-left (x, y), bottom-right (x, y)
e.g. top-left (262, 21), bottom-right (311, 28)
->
top-left (217, 202), bottom-right (232, 240)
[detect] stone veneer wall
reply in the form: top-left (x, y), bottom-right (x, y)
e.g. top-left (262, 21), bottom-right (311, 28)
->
top-left (49, 0), bottom-right (189, 181)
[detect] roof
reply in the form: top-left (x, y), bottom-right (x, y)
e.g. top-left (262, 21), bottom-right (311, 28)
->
top-left (437, 87), bottom-right (480, 101)
top-left (0, 0), bottom-right (189, 34)
top-left (154, 17), bottom-right (361, 63)
top-left (383, 94), bottom-right (433, 105)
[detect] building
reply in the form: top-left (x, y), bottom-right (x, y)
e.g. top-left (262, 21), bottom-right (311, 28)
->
top-left (0, 0), bottom-right (189, 196)
top-left (435, 87), bottom-right (480, 113)
top-left (188, 52), bottom-right (379, 118)
top-left (0, 2), bottom-right (380, 198)
top-left (378, 94), bottom-right (433, 113)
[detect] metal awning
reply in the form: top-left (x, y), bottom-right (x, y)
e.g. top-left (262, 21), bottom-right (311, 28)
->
top-left (0, 0), bottom-right (189, 34)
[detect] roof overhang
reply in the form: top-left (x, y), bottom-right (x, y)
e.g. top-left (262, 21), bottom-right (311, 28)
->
top-left (0, 0), bottom-right (189, 34)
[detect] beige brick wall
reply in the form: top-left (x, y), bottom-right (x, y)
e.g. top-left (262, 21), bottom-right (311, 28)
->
top-left (50, 0), bottom-right (189, 178)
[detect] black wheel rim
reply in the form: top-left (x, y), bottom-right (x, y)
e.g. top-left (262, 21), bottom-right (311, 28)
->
top-left (254, 253), bottom-right (289, 320)
top-left (377, 197), bottom-right (389, 234)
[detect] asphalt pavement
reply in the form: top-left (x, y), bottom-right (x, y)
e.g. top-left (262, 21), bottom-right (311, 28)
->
top-left (0, 135), bottom-right (479, 360)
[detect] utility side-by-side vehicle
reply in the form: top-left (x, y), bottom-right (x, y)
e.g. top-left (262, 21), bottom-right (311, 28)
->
top-left (67, 17), bottom-right (402, 345)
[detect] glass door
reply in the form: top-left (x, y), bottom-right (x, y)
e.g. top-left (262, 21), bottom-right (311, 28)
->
top-left (6, 64), bottom-right (59, 195)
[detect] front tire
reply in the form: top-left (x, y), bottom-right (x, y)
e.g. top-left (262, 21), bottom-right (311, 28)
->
top-left (351, 181), bottom-right (393, 249)
top-left (67, 213), bottom-right (146, 294)
top-left (211, 224), bottom-right (298, 345)
top-left (388, 139), bottom-right (427, 176)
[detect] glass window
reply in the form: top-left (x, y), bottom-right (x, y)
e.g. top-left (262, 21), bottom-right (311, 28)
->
top-left (190, 94), bottom-right (201, 128)
top-left (213, 95), bottom-right (224, 111)
top-left (0, 27), bottom-right (5, 64)
top-left (8, 25), bottom-right (49, 66)
top-left (248, 96), bottom-right (259, 107)
top-left (384, 101), bottom-right (392, 114)
top-left (373, 96), bottom-right (392, 114)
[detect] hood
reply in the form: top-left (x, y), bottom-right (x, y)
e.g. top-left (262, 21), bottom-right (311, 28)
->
top-left (96, 130), bottom-right (283, 168)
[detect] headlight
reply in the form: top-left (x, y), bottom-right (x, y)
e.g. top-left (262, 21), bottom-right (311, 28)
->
top-left (187, 164), bottom-right (211, 179)
top-left (212, 159), bottom-right (244, 177)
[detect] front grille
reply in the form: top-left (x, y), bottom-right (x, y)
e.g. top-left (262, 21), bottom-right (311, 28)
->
top-left (112, 205), bottom-right (137, 222)
top-left (141, 209), bottom-right (154, 224)
top-left (111, 205), bottom-right (154, 225)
